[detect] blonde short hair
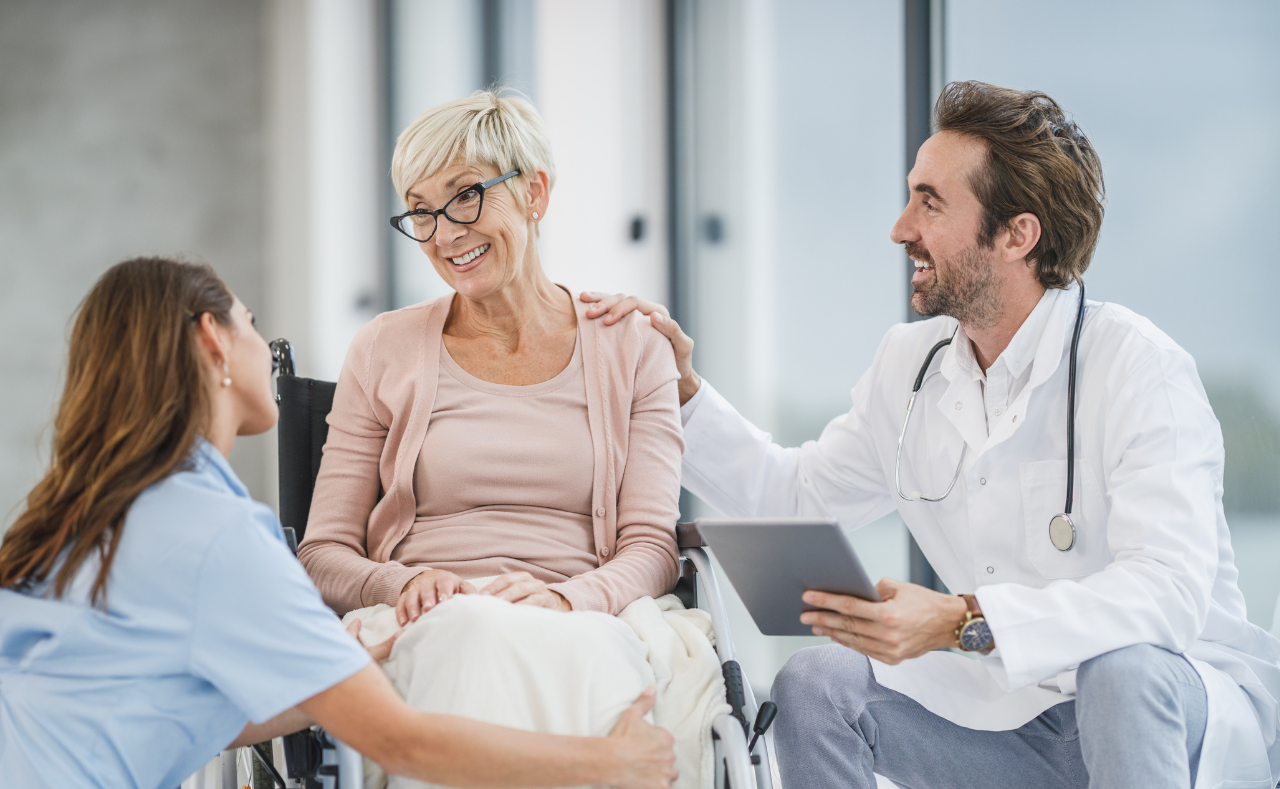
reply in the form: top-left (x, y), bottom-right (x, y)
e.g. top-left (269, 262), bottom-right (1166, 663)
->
top-left (391, 89), bottom-right (556, 214)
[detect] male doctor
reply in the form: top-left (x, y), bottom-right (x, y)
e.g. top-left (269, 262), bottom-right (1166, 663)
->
top-left (583, 81), bottom-right (1280, 789)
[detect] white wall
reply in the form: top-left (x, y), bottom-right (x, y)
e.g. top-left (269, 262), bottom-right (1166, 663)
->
top-left (307, 0), bottom-right (385, 381)
top-left (533, 0), bottom-right (670, 302)
top-left (389, 0), bottom-right (485, 308)
top-left (0, 0), bottom-right (269, 518)
top-left (265, 0), bottom-right (386, 386)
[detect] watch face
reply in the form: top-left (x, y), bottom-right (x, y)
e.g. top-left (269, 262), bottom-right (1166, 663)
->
top-left (960, 619), bottom-right (993, 652)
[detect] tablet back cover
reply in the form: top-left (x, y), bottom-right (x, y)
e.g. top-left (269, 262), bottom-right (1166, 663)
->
top-left (699, 518), bottom-right (881, 636)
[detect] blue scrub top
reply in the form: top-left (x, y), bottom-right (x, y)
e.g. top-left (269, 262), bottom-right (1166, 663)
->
top-left (0, 440), bottom-right (371, 789)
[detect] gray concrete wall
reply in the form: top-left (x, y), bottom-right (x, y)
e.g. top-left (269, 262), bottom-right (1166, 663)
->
top-left (0, 0), bottom-right (268, 527)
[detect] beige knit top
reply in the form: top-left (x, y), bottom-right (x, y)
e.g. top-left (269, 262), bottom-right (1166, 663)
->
top-left (298, 293), bottom-right (683, 616)
top-left (391, 335), bottom-right (599, 584)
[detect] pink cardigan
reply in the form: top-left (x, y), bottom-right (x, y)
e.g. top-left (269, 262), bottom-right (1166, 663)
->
top-left (297, 294), bottom-right (683, 616)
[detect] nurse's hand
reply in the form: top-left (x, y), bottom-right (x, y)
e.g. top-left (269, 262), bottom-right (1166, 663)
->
top-left (799, 578), bottom-right (970, 665)
top-left (607, 688), bottom-right (679, 789)
top-left (480, 571), bottom-right (572, 611)
top-left (397, 570), bottom-right (475, 626)
top-left (345, 618), bottom-right (400, 662)
top-left (579, 292), bottom-right (701, 406)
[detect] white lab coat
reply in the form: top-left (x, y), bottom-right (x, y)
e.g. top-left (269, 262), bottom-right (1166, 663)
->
top-left (680, 284), bottom-right (1280, 788)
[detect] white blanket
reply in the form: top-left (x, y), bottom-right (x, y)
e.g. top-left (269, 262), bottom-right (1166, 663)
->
top-left (343, 586), bottom-right (729, 789)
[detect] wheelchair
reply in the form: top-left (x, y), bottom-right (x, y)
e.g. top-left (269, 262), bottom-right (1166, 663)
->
top-left (199, 338), bottom-right (778, 789)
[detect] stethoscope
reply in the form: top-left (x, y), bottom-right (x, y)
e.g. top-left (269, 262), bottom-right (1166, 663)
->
top-left (894, 284), bottom-right (1087, 552)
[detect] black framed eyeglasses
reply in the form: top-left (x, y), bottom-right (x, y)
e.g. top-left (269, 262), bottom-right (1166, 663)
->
top-left (390, 170), bottom-right (521, 243)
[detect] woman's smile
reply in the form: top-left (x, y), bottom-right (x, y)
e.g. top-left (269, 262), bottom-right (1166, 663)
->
top-left (448, 242), bottom-right (491, 273)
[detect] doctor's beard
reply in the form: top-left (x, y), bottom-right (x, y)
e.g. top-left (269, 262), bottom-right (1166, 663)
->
top-left (907, 241), bottom-right (1002, 330)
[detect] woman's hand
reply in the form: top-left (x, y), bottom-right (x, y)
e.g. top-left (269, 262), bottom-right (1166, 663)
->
top-left (480, 571), bottom-right (572, 611)
top-left (606, 688), bottom-right (678, 789)
top-left (397, 569), bottom-right (475, 626)
top-left (579, 292), bottom-right (701, 406)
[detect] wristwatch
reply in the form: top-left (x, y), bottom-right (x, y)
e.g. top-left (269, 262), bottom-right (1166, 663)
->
top-left (955, 593), bottom-right (995, 655)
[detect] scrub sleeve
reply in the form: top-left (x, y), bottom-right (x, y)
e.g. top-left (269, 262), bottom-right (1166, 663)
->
top-left (190, 506), bottom-right (371, 724)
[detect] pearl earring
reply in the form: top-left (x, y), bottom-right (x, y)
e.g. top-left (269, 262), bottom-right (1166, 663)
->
top-left (221, 362), bottom-right (232, 388)
top-left (532, 212), bottom-right (539, 220)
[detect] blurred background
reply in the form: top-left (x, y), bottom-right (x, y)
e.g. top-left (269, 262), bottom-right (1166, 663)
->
top-left (2, 0), bottom-right (1278, 699)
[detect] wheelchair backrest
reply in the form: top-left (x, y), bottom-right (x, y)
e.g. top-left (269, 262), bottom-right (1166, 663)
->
top-left (272, 338), bottom-right (336, 546)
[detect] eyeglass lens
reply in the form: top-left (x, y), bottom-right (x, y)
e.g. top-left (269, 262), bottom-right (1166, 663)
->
top-left (397, 187), bottom-right (484, 242)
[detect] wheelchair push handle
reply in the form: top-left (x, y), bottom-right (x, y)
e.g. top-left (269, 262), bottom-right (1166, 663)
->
top-left (270, 338), bottom-right (296, 379)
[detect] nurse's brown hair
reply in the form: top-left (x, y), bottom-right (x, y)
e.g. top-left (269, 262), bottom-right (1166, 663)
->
top-left (0, 257), bottom-right (233, 605)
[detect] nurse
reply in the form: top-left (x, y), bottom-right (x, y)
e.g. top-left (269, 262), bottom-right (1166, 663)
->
top-left (584, 81), bottom-right (1280, 788)
top-left (0, 257), bottom-right (676, 789)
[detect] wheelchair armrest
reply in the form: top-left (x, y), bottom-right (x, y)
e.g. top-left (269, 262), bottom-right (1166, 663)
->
top-left (676, 521), bottom-right (705, 548)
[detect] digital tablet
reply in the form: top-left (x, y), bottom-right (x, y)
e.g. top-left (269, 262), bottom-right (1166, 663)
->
top-left (696, 517), bottom-right (881, 636)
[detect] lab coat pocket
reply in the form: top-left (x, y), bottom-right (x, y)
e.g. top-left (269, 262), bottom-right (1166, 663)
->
top-left (1019, 459), bottom-right (1111, 580)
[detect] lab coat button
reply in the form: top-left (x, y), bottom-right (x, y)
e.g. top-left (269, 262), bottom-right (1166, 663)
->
top-left (979, 478), bottom-right (987, 485)
top-left (986, 566), bottom-right (995, 574)
top-left (994, 407), bottom-right (1003, 416)
top-left (954, 402), bottom-right (963, 410)
top-left (595, 507), bottom-right (606, 517)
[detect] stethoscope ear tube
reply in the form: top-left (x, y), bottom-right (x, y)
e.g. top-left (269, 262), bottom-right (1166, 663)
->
top-left (912, 335), bottom-right (956, 393)
top-left (1052, 282), bottom-right (1088, 551)
top-left (897, 285), bottom-right (1087, 557)
top-left (896, 331), bottom-right (963, 503)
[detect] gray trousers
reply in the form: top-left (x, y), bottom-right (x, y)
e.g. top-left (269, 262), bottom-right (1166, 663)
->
top-left (772, 643), bottom-right (1207, 789)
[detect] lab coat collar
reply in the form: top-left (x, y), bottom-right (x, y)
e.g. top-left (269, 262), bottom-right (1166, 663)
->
top-left (937, 283), bottom-right (1081, 460)
top-left (1022, 282), bottom-right (1080, 392)
top-left (940, 284), bottom-right (1073, 387)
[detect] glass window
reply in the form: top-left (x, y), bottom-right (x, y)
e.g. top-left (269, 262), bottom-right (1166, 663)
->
top-left (679, 0), bottom-right (908, 692)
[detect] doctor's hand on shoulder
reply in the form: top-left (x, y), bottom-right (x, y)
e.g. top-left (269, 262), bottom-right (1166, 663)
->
top-left (580, 292), bottom-right (700, 405)
top-left (801, 578), bottom-right (974, 665)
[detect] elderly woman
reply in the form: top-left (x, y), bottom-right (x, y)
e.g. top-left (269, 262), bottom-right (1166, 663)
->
top-left (298, 91), bottom-right (681, 627)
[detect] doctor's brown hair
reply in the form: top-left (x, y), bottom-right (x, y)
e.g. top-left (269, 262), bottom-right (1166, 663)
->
top-left (934, 81), bottom-right (1106, 289)
top-left (0, 257), bottom-right (233, 605)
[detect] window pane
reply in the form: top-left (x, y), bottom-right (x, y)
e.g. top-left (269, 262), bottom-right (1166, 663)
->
top-left (681, 0), bottom-right (908, 693)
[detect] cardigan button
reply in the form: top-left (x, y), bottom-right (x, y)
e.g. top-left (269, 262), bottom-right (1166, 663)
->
top-left (596, 507), bottom-right (606, 517)
top-left (600, 547), bottom-right (610, 557)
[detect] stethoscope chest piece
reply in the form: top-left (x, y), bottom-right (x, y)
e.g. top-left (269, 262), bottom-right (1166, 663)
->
top-left (1049, 513), bottom-right (1076, 552)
